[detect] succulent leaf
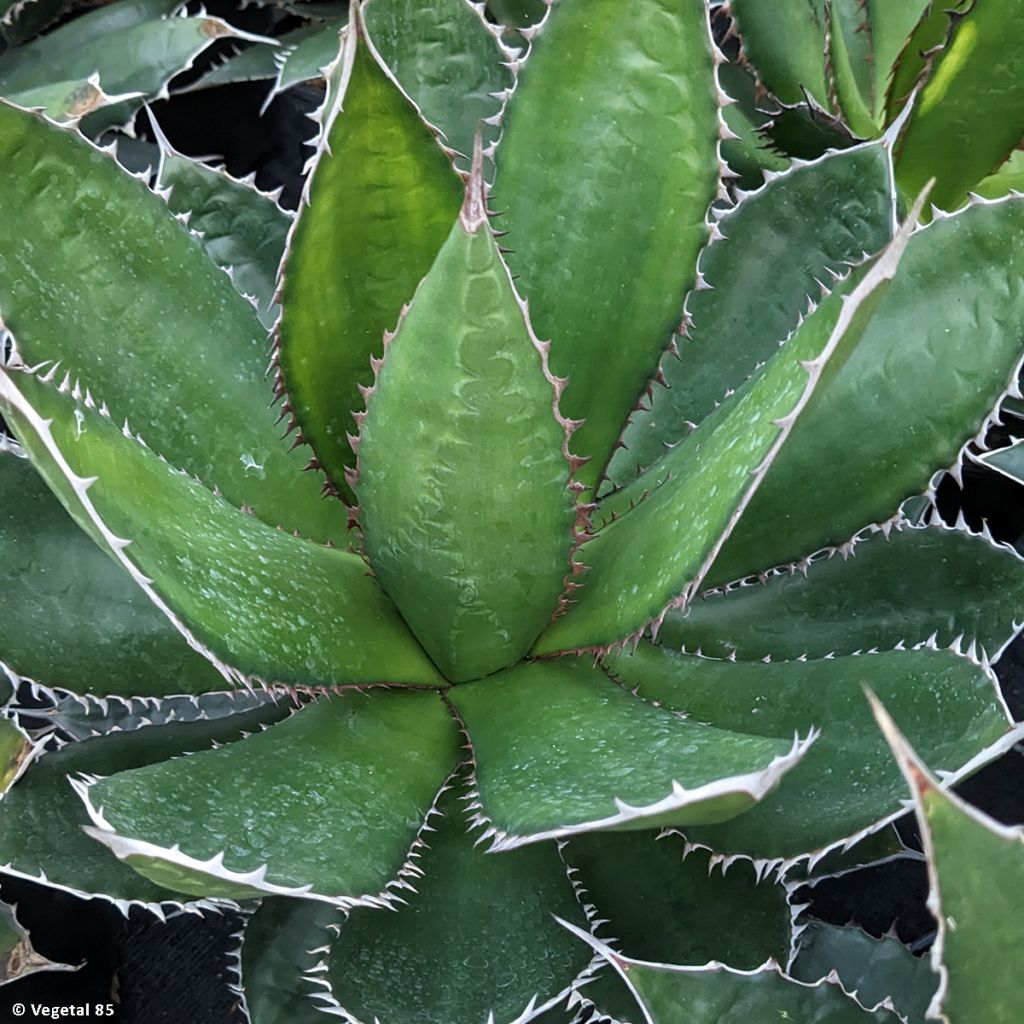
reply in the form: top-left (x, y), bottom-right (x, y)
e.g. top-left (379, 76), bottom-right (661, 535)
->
top-left (314, 780), bottom-right (592, 1024)
top-left (564, 832), bottom-right (790, 968)
top-left (0, 366), bottom-right (444, 689)
top-left (727, 0), bottom-right (831, 109)
top-left (0, 703), bottom-right (291, 907)
top-left (365, 0), bottom-right (512, 164)
top-left (0, 448), bottom-right (225, 697)
top-left (865, 0), bottom-right (930, 124)
top-left (357, 152), bottom-right (578, 682)
top-left (80, 690), bottom-right (459, 902)
top-left (826, 0), bottom-right (877, 138)
top-left (153, 125), bottom-right (292, 329)
top-left (704, 195), bottom-right (1024, 587)
top-left (269, 22), bottom-right (346, 100)
top-left (882, 1), bottom-right (957, 128)
top-left (0, 899), bottom-right (78, 985)
top-left (448, 658), bottom-right (812, 848)
top-left (659, 521), bottom-right (1024, 662)
top-left (0, 715), bottom-right (38, 796)
top-left (275, 11), bottom-right (463, 505)
top-left (790, 921), bottom-right (937, 1024)
top-left (875, 697), bottom-right (1024, 1024)
top-left (5, 75), bottom-right (139, 123)
top-left (607, 136), bottom-right (897, 490)
top-left (717, 62), bottom-right (791, 188)
top-left (605, 643), bottom-right (1014, 864)
top-left (973, 436), bottom-right (1024, 486)
top-left (560, 922), bottom-right (895, 1024)
top-left (0, 101), bottom-right (345, 543)
top-left (495, 0), bottom-right (721, 494)
top-left (894, 0), bottom-right (1024, 211)
top-left (973, 146), bottom-right (1024, 200)
top-left (0, 0), bottom-right (77, 45)
top-left (240, 898), bottom-right (344, 1024)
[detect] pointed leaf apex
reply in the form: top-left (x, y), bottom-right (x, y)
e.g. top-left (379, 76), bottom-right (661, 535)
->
top-left (459, 126), bottom-right (488, 234)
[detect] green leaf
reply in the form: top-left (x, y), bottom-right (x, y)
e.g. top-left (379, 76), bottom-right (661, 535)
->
top-left (974, 147), bottom-right (1024, 201)
top-left (366, 0), bottom-right (511, 164)
top-left (658, 521), bottom-right (1024, 662)
top-left (272, 22), bottom-right (344, 96)
top-left (0, 102), bottom-right (345, 544)
top-left (0, 703), bottom-right (290, 906)
top-left (241, 898), bottom-right (343, 1024)
top-left (606, 642), bottom-right (1013, 864)
top-left (495, 0), bottom-right (721, 494)
top-left (728, 0), bottom-right (830, 108)
top-left (717, 62), bottom-right (791, 189)
top-left (0, 715), bottom-right (36, 795)
top-left (316, 780), bottom-right (592, 1024)
top-left (187, 31), bottom-right (292, 90)
top-left (0, 448), bottom-right (225, 698)
top-left (791, 921), bottom-right (937, 1023)
top-left (540, 194), bottom-right (920, 653)
top-left (358, 157), bottom-right (576, 682)
top-left (564, 832), bottom-right (790, 968)
top-left (81, 690), bottom-right (458, 901)
top-left (448, 658), bottom-right (810, 847)
top-left (487, 0), bottom-right (546, 27)
top-left (827, 0), bottom-right (878, 138)
top-left (895, 2), bottom-right (1024, 211)
top-left (563, 923), bottom-right (894, 1024)
top-left (275, 13), bottom-right (463, 506)
top-left (1, 0), bottom-right (76, 46)
top-left (705, 196), bottom-right (1024, 587)
top-left (875, 697), bottom-right (1024, 1024)
top-left (0, 899), bottom-right (78, 984)
top-left (0, 9), bottom-right (268, 135)
top-left (6, 75), bottom-right (138, 123)
top-left (974, 437), bottom-right (1024, 486)
top-left (1, 0), bottom-right (180, 52)
top-left (866, 0), bottom-right (930, 123)
top-left (606, 137), bottom-right (896, 489)
top-left (0, 367), bottom-right (444, 689)
top-left (882, 1), bottom-right (955, 127)
top-left (153, 125), bottom-right (292, 328)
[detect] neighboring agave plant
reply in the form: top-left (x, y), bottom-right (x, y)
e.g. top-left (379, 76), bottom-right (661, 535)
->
top-left (1, 0), bottom-right (1024, 1020)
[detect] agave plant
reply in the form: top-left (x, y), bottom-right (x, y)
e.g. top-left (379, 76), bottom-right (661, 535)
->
top-left (1, 0), bottom-right (1024, 1020)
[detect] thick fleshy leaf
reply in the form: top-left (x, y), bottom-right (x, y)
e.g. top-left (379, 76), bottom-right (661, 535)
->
top-left (827, 0), bottom-right (876, 138)
top-left (271, 23), bottom-right (344, 97)
top-left (866, 0), bottom-right (930, 123)
top-left (358, 161), bottom-right (576, 682)
top-left (882, 2), bottom-right (954, 127)
top-left (539, 197), bottom-right (920, 653)
top-left (495, 0), bottom-right (721, 493)
top-left (791, 921), bottom-right (937, 1023)
top-left (80, 690), bottom-right (458, 902)
top-left (276, 13), bottom-right (463, 505)
top-left (876, 700), bottom-right (1024, 1024)
top-left (487, 0), bottom-right (546, 27)
top-left (895, 1), bottom-right (1024, 211)
top-left (728, 0), bottom-right (830, 108)
top-left (564, 832), bottom-right (789, 968)
top-left (0, 0), bottom-right (76, 45)
top-left (154, 133), bottom-right (291, 328)
top-left (659, 522), bottom-right (1024, 662)
top-left (6, 75), bottom-right (137, 123)
top-left (0, 449), bottom-right (225, 698)
top-left (448, 658), bottom-right (810, 848)
top-left (562, 924), bottom-right (893, 1024)
top-left (605, 642), bottom-right (1013, 863)
top-left (241, 898), bottom-right (343, 1024)
top-left (0, 367), bottom-right (443, 689)
top-left (717, 62), bottom-right (791, 189)
top-left (0, 101), bottom-right (344, 543)
top-left (317, 780), bottom-right (591, 1024)
top-left (188, 30), bottom-right (292, 90)
top-left (974, 148), bottom-right (1024, 201)
top-left (0, 716), bottom-right (36, 796)
top-left (366, 0), bottom-right (510, 163)
top-left (607, 137), bottom-right (896, 487)
top-left (974, 437), bottom-right (1024, 486)
top-left (0, 703), bottom-right (290, 906)
top-left (0, 9), bottom-right (267, 134)
top-left (0, 900), bottom-right (78, 984)
top-left (705, 196), bottom-right (1024, 587)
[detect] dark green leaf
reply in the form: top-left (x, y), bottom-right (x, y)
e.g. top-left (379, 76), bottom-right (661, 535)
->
top-left (448, 658), bottom-right (809, 846)
top-left (82, 690), bottom-right (459, 901)
top-left (0, 900), bottom-right (78, 983)
top-left (866, 0), bottom-right (930, 123)
top-left (495, 0), bottom-right (721, 494)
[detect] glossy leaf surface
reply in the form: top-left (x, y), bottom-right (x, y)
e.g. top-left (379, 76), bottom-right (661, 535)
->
top-left (358, 182), bottom-right (575, 682)
top-left (0, 368), bottom-right (443, 688)
top-left (606, 643), bottom-right (1010, 861)
top-left (323, 782), bottom-right (591, 1024)
top-left (0, 450), bottom-right (225, 697)
top-left (608, 139), bottom-right (895, 486)
top-left (495, 0), bottom-right (720, 493)
top-left (277, 19), bottom-right (462, 505)
top-left (0, 102), bottom-right (344, 543)
top-left (660, 524), bottom-right (1024, 662)
top-left (448, 658), bottom-right (807, 846)
top-left (84, 691), bottom-right (458, 900)
top-left (867, 0), bottom-right (930, 122)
